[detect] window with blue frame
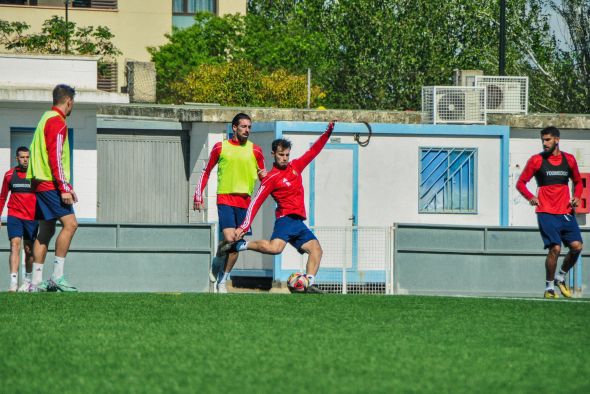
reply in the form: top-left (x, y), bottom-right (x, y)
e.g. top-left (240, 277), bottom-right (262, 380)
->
top-left (419, 147), bottom-right (477, 213)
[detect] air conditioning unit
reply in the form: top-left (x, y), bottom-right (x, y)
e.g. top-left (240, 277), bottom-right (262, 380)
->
top-left (453, 69), bottom-right (484, 87)
top-left (474, 76), bottom-right (528, 114)
top-left (422, 86), bottom-right (486, 125)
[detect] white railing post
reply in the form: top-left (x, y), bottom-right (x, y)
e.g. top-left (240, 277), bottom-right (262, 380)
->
top-left (342, 227), bottom-right (348, 294)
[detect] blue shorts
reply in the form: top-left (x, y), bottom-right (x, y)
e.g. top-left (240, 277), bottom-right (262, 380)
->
top-left (271, 215), bottom-right (317, 254)
top-left (35, 190), bottom-right (75, 221)
top-left (537, 213), bottom-right (583, 249)
top-left (217, 204), bottom-right (252, 235)
top-left (7, 216), bottom-right (38, 241)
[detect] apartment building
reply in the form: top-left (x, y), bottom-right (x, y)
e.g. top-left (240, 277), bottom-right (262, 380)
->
top-left (0, 1), bottom-right (247, 92)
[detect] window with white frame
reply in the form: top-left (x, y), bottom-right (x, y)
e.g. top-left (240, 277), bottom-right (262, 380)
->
top-left (419, 147), bottom-right (477, 213)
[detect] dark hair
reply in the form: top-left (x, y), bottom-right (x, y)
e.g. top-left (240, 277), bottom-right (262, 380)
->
top-left (540, 126), bottom-right (560, 138)
top-left (232, 113), bottom-right (251, 127)
top-left (272, 138), bottom-right (292, 152)
top-left (53, 84), bottom-right (76, 105)
top-left (16, 146), bottom-right (29, 156)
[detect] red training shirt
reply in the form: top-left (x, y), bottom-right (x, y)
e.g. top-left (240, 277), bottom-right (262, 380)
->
top-left (193, 139), bottom-right (265, 209)
top-left (239, 124), bottom-right (334, 232)
top-left (0, 167), bottom-right (36, 221)
top-left (516, 151), bottom-right (583, 214)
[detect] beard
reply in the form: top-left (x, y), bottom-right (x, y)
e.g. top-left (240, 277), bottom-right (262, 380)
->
top-left (542, 144), bottom-right (557, 157)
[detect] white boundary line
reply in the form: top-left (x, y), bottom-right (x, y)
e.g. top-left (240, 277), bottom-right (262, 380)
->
top-left (442, 294), bottom-right (590, 304)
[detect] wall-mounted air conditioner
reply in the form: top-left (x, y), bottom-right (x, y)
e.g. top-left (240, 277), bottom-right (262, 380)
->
top-left (474, 76), bottom-right (528, 114)
top-left (422, 86), bottom-right (486, 125)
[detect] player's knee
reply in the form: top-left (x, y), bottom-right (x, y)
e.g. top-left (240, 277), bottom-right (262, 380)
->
top-left (549, 244), bottom-right (561, 255)
top-left (570, 241), bottom-right (583, 253)
top-left (10, 238), bottom-right (21, 250)
top-left (69, 220), bottom-right (79, 232)
top-left (269, 245), bottom-right (283, 255)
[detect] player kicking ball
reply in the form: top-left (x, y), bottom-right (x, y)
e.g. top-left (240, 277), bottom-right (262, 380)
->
top-left (220, 121), bottom-right (337, 294)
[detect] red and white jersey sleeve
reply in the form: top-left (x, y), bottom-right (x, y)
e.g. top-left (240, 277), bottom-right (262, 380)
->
top-left (239, 171), bottom-right (279, 232)
top-left (0, 170), bottom-right (10, 217)
top-left (45, 114), bottom-right (71, 194)
top-left (193, 142), bottom-right (222, 204)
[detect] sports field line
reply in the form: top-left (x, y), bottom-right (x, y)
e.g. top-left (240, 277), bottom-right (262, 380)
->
top-left (444, 294), bottom-right (590, 303)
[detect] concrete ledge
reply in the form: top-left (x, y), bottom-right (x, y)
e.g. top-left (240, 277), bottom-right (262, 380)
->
top-left (98, 104), bottom-right (590, 130)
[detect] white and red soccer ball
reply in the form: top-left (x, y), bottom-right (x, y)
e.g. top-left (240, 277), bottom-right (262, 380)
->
top-left (287, 272), bottom-right (309, 293)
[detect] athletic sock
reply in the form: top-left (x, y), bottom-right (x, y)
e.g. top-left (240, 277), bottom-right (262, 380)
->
top-left (237, 240), bottom-right (248, 252)
top-left (306, 274), bottom-right (315, 286)
top-left (10, 273), bottom-right (18, 286)
top-left (25, 272), bottom-right (32, 283)
top-left (32, 263), bottom-right (43, 285)
top-left (219, 272), bottom-right (230, 284)
top-left (545, 280), bottom-right (555, 291)
top-left (555, 269), bottom-right (566, 282)
top-left (52, 256), bottom-right (65, 280)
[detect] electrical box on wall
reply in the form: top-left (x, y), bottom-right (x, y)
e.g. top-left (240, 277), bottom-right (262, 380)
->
top-left (578, 173), bottom-right (590, 214)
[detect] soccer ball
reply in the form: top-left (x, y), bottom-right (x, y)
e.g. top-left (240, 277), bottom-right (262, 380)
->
top-left (287, 272), bottom-right (309, 293)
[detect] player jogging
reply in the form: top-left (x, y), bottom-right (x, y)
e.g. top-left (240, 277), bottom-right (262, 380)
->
top-left (193, 113), bottom-right (266, 293)
top-left (516, 126), bottom-right (584, 299)
top-left (222, 121), bottom-right (337, 294)
top-left (27, 84), bottom-right (79, 292)
top-left (0, 147), bottom-right (38, 292)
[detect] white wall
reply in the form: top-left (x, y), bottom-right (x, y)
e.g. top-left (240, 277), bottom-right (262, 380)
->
top-left (278, 133), bottom-right (502, 228)
top-left (0, 103), bottom-right (97, 220)
top-left (509, 129), bottom-right (590, 227)
top-left (0, 54), bottom-right (98, 90)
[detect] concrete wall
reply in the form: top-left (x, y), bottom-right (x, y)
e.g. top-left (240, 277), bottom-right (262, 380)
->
top-left (0, 54), bottom-right (98, 90)
top-left (0, 102), bottom-right (98, 220)
top-left (509, 128), bottom-right (590, 227)
top-left (394, 223), bottom-right (590, 297)
top-left (0, 0), bottom-right (172, 92)
top-left (0, 223), bottom-right (213, 292)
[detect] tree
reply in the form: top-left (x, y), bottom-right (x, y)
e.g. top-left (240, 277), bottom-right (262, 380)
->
top-left (0, 16), bottom-right (121, 76)
top-left (147, 13), bottom-right (245, 103)
top-left (545, 0), bottom-right (590, 113)
top-left (150, 1), bottom-right (584, 112)
top-left (170, 60), bottom-right (324, 107)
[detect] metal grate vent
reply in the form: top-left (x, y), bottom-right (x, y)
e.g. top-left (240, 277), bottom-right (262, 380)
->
top-left (474, 76), bottom-right (528, 114)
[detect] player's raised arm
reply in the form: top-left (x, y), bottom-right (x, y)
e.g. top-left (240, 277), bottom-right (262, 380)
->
top-left (294, 120), bottom-right (336, 169)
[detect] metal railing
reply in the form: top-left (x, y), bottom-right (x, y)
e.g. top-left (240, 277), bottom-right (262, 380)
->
top-left (298, 226), bottom-right (394, 294)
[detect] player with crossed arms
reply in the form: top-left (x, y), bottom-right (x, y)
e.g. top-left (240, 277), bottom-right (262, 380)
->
top-left (221, 120), bottom-right (337, 294)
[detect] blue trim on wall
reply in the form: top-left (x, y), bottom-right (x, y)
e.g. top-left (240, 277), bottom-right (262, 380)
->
top-left (309, 144), bottom-right (359, 268)
top-left (270, 121), bottom-right (511, 280)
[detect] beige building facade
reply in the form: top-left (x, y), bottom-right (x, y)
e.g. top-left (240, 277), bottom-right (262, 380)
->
top-left (0, 0), bottom-right (247, 92)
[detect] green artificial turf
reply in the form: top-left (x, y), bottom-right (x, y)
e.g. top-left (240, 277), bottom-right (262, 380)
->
top-left (1, 294), bottom-right (589, 393)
